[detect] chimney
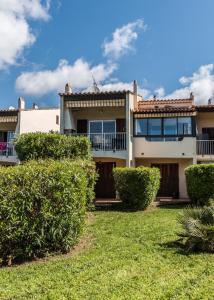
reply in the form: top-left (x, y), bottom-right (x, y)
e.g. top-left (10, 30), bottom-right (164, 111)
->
top-left (190, 92), bottom-right (194, 101)
top-left (65, 83), bottom-right (72, 94)
top-left (133, 80), bottom-right (138, 109)
top-left (32, 103), bottom-right (39, 109)
top-left (18, 97), bottom-right (25, 110)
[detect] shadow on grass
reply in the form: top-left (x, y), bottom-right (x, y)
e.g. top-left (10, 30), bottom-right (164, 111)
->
top-left (94, 202), bottom-right (140, 212)
top-left (157, 204), bottom-right (190, 210)
top-left (159, 239), bottom-right (190, 255)
top-left (94, 203), bottom-right (190, 212)
top-left (159, 238), bottom-right (214, 255)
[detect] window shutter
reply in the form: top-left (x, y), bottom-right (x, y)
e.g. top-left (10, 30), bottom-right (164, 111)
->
top-left (116, 119), bottom-right (126, 132)
top-left (77, 119), bottom-right (88, 134)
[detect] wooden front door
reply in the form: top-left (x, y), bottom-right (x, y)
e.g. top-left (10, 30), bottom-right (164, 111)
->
top-left (152, 163), bottom-right (179, 198)
top-left (95, 162), bottom-right (116, 198)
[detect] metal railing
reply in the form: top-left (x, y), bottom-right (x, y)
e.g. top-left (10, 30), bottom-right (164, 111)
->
top-left (197, 140), bottom-right (214, 155)
top-left (0, 142), bottom-right (15, 157)
top-left (73, 133), bottom-right (126, 151)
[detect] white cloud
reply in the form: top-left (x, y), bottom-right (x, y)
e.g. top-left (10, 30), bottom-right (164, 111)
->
top-left (100, 81), bottom-right (150, 98)
top-left (165, 64), bottom-right (214, 104)
top-left (16, 59), bottom-right (116, 96)
top-left (154, 87), bottom-right (165, 98)
top-left (102, 19), bottom-right (146, 60)
top-left (0, 0), bottom-right (50, 70)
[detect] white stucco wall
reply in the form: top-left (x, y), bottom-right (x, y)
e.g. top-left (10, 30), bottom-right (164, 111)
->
top-left (19, 108), bottom-right (60, 134)
top-left (134, 137), bottom-right (196, 159)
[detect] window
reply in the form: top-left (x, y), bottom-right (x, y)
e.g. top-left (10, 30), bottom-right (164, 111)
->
top-left (89, 121), bottom-right (102, 133)
top-left (103, 121), bottom-right (116, 133)
top-left (135, 119), bottom-right (147, 135)
top-left (56, 115), bottom-right (59, 125)
top-left (148, 118), bottom-right (161, 136)
top-left (89, 120), bottom-right (116, 134)
top-left (164, 118), bottom-right (177, 135)
top-left (178, 117), bottom-right (192, 135)
top-left (134, 117), bottom-right (193, 137)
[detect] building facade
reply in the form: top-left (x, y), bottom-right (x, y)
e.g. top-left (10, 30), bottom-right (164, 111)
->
top-left (60, 82), bottom-right (214, 200)
top-left (0, 98), bottom-right (60, 164)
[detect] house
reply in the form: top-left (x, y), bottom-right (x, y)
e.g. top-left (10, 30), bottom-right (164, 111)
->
top-left (59, 82), bottom-right (214, 200)
top-left (0, 97), bottom-right (60, 164)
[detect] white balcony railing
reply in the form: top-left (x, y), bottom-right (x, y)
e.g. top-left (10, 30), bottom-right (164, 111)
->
top-left (74, 132), bottom-right (126, 151)
top-left (197, 140), bottom-right (214, 156)
top-left (0, 142), bottom-right (15, 157)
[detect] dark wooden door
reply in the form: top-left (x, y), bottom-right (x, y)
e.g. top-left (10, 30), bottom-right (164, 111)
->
top-left (152, 163), bottom-right (179, 198)
top-left (95, 162), bottom-right (116, 198)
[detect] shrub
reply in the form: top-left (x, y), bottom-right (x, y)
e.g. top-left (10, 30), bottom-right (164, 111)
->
top-left (70, 160), bottom-right (98, 208)
top-left (113, 167), bottom-right (160, 210)
top-left (178, 203), bottom-right (214, 253)
top-left (15, 132), bottom-right (91, 162)
top-left (0, 159), bottom-right (96, 265)
top-left (185, 164), bottom-right (214, 206)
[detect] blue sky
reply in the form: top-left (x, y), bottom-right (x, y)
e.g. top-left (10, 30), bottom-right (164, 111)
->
top-left (1, 0), bottom-right (214, 108)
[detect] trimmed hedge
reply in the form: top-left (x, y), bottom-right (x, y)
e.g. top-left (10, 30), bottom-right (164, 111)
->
top-left (0, 159), bottom-right (96, 264)
top-left (113, 167), bottom-right (160, 210)
top-left (185, 164), bottom-right (214, 206)
top-left (15, 132), bottom-right (91, 161)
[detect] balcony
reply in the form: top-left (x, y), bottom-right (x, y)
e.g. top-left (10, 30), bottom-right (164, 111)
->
top-left (72, 133), bottom-right (127, 159)
top-left (0, 142), bottom-right (18, 164)
top-left (75, 133), bottom-right (126, 151)
top-left (197, 140), bottom-right (214, 158)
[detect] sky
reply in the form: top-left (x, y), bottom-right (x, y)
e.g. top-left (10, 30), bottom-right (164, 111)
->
top-left (1, 0), bottom-right (214, 109)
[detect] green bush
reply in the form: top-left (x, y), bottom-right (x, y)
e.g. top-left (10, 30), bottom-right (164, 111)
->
top-left (15, 132), bottom-right (91, 162)
top-left (185, 164), bottom-right (214, 206)
top-left (70, 160), bottom-right (98, 208)
top-left (113, 167), bottom-right (160, 210)
top-left (0, 159), bottom-right (96, 265)
top-left (178, 203), bottom-right (214, 253)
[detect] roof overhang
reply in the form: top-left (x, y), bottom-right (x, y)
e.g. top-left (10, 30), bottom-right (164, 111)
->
top-left (134, 110), bottom-right (196, 118)
top-left (0, 110), bottom-right (18, 123)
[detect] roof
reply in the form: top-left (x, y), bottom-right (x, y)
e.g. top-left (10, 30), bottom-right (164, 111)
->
top-left (196, 105), bottom-right (214, 112)
top-left (134, 106), bottom-right (196, 114)
top-left (60, 90), bottom-right (130, 100)
top-left (138, 98), bottom-right (193, 105)
top-left (0, 109), bottom-right (19, 117)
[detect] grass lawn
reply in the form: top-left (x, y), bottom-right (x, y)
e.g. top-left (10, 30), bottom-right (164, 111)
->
top-left (0, 206), bottom-right (213, 300)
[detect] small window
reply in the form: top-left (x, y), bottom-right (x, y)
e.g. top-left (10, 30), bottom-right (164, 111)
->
top-left (90, 121), bottom-right (102, 133)
top-left (164, 118), bottom-right (177, 135)
top-left (178, 117), bottom-right (192, 135)
top-left (56, 115), bottom-right (59, 125)
top-left (148, 118), bottom-right (161, 136)
top-left (103, 121), bottom-right (116, 133)
top-left (135, 119), bottom-right (147, 135)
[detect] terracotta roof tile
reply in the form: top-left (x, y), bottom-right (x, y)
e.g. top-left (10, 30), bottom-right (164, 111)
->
top-left (196, 105), bottom-right (214, 112)
top-left (134, 106), bottom-right (196, 113)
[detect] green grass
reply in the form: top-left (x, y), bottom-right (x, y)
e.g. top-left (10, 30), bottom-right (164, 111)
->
top-left (0, 207), bottom-right (213, 300)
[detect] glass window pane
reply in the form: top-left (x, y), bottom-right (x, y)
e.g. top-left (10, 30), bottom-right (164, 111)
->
top-left (164, 118), bottom-right (177, 135)
top-left (148, 118), bottom-right (161, 136)
top-left (135, 119), bottom-right (147, 135)
top-left (178, 117), bottom-right (192, 135)
top-left (90, 121), bottom-right (102, 133)
top-left (103, 121), bottom-right (115, 133)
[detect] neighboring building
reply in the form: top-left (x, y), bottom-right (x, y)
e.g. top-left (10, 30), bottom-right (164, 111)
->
top-left (60, 82), bottom-right (214, 199)
top-left (0, 97), bottom-right (60, 164)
